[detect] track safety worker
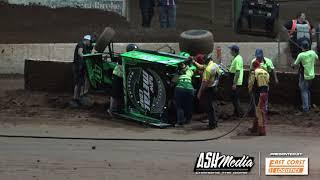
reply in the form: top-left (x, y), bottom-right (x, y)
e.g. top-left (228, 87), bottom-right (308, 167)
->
top-left (250, 49), bottom-right (279, 84)
top-left (70, 35), bottom-right (93, 107)
top-left (108, 44), bottom-right (139, 115)
top-left (248, 49), bottom-right (278, 116)
top-left (228, 45), bottom-right (244, 117)
top-left (248, 60), bottom-right (270, 136)
top-left (284, 12), bottom-right (315, 59)
top-left (291, 41), bottom-right (319, 114)
top-left (172, 63), bottom-right (195, 127)
top-left (194, 55), bottom-right (223, 129)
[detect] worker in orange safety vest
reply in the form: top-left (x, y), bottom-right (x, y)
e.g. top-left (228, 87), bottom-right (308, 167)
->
top-left (284, 12), bottom-right (315, 59)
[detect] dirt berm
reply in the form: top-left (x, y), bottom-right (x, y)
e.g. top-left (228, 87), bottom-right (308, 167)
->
top-left (24, 59), bottom-right (320, 106)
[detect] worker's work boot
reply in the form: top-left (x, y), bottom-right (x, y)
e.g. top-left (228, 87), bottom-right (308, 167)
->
top-left (69, 99), bottom-right (80, 108)
top-left (248, 120), bottom-right (258, 133)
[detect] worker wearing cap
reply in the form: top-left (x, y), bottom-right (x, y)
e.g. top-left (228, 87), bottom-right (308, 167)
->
top-left (172, 63), bottom-right (195, 127)
top-left (292, 41), bottom-right (319, 114)
top-left (70, 35), bottom-right (93, 107)
top-left (250, 49), bottom-right (279, 84)
top-left (228, 45), bottom-right (244, 117)
top-left (194, 54), bottom-right (222, 129)
top-left (248, 60), bottom-right (270, 136)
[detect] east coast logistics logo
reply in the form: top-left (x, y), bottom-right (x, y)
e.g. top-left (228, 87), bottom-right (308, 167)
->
top-left (265, 153), bottom-right (308, 176)
top-left (194, 152), bottom-right (255, 175)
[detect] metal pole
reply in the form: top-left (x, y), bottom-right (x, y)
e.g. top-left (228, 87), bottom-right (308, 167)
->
top-left (126, 0), bottom-right (130, 22)
top-left (232, 0), bottom-right (235, 29)
top-left (277, 35), bottom-right (281, 67)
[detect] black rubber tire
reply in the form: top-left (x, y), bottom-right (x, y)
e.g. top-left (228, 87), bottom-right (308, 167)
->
top-left (94, 27), bottom-right (116, 53)
top-left (179, 29), bottom-right (214, 56)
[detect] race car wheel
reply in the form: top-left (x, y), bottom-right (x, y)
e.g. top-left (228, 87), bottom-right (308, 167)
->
top-left (179, 29), bottom-right (214, 56)
top-left (94, 27), bottom-right (116, 53)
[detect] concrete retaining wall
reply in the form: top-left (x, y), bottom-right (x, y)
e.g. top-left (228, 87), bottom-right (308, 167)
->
top-left (1, 42), bottom-right (319, 74)
top-left (24, 59), bottom-right (320, 105)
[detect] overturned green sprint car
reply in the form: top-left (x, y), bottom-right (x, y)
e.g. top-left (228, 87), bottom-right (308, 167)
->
top-left (82, 28), bottom-right (218, 128)
top-left (84, 48), bottom-right (194, 128)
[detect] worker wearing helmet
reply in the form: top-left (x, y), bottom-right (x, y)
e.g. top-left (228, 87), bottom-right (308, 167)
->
top-left (108, 44), bottom-right (139, 115)
top-left (126, 44), bottom-right (139, 52)
top-left (70, 35), bottom-right (93, 107)
top-left (247, 60), bottom-right (270, 136)
top-left (140, 0), bottom-right (155, 28)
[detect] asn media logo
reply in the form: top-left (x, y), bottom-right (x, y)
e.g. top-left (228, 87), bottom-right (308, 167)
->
top-left (266, 153), bottom-right (308, 176)
top-left (194, 152), bottom-right (255, 175)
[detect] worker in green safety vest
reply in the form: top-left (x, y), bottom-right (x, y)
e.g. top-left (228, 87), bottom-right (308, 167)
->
top-left (172, 62), bottom-right (195, 127)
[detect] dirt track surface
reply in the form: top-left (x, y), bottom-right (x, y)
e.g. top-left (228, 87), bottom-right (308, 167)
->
top-left (1, 0), bottom-right (320, 43)
top-left (1, 76), bottom-right (320, 179)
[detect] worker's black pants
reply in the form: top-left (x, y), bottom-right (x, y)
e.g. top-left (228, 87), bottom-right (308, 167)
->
top-left (174, 87), bottom-right (194, 125)
top-left (203, 87), bottom-right (217, 128)
top-left (73, 60), bottom-right (86, 100)
top-left (231, 86), bottom-right (242, 117)
top-left (110, 75), bottom-right (124, 112)
top-left (141, 8), bottom-right (154, 27)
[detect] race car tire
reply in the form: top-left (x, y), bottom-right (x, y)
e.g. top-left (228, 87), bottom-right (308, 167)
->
top-left (179, 29), bottom-right (214, 56)
top-left (94, 27), bottom-right (116, 53)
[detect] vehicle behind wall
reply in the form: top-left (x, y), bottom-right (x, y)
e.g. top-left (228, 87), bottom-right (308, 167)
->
top-left (236, 0), bottom-right (280, 38)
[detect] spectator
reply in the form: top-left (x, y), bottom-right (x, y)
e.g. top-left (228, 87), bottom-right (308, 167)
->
top-left (228, 45), bottom-right (244, 117)
top-left (158, 0), bottom-right (176, 28)
top-left (140, 0), bottom-right (155, 28)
